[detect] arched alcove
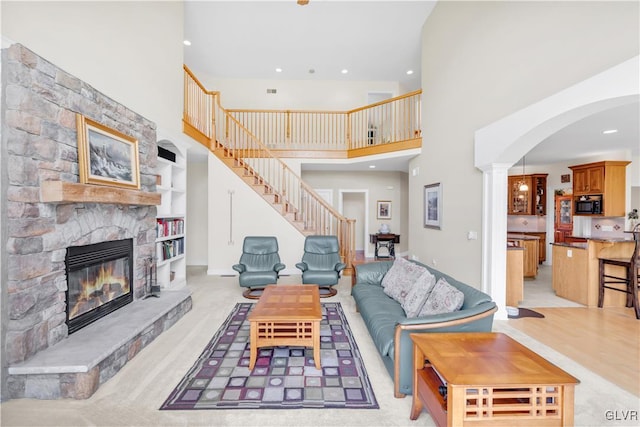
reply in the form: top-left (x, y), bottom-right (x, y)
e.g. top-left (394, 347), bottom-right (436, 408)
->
top-left (474, 56), bottom-right (639, 319)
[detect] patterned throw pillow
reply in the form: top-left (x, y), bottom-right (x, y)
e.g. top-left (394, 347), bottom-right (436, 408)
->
top-left (382, 258), bottom-right (428, 304)
top-left (419, 277), bottom-right (464, 316)
top-left (401, 270), bottom-right (437, 317)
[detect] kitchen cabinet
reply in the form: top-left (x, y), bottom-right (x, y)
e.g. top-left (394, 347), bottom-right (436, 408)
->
top-left (569, 161), bottom-right (630, 216)
top-left (554, 195), bottom-right (573, 243)
top-left (506, 247), bottom-right (524, 306)
top-left (507, 174), bottom-right (547, 216)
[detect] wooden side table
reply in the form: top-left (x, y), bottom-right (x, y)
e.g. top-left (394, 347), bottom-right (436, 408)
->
top-left (369, 233), bottom-right (400, 259)
top-left (410, 332), bottom-right (579, 426)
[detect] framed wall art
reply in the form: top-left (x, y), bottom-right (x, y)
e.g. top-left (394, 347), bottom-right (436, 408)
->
top-left (76, 114), bottom-right (140, 189)
top-left (424, 182), bottom-right (442, 229)
top-left (377, 200), bottom-right (392, 220)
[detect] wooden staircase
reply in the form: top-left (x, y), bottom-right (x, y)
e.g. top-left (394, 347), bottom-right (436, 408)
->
top-left (211, 140), bottom-right (315, 235)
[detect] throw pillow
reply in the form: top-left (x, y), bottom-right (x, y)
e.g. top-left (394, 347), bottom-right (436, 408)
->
top-left (401, 270), bottom-right (437, 317)
top-left (419, 277), bottom-right (464, 316)
top-left (382, 258), bottom-right (428, 304)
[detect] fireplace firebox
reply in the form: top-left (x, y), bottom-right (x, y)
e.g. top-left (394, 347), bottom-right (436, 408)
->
top-left (65, 239), bottom-right (134, 334)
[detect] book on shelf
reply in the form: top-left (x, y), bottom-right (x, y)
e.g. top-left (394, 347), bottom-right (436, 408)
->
top-left (156, 237), bottom-right (184, 261)
top-left (156, 218), bottom-right (184, 238)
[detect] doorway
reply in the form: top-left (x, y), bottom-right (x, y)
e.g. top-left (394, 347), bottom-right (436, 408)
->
top-left (475, 57), bottom-right (638, 319)
top-left (338, 190), bottom-right (369, 258)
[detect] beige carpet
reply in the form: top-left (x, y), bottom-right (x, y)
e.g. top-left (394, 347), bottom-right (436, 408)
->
top-left (1, 267), bottom-right (637, 426)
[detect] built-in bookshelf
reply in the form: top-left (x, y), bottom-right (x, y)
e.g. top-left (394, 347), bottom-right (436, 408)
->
top-left (155, 141), bottom-right (187, 289)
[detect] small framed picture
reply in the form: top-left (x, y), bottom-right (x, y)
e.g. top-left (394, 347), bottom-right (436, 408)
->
top-left (424, 182), bottom-right (442, 229)
top-left (76, 114), bottom-right (140, 189)
top-left (377, 200), bottom-right (392, 219)
top-left (561, 174), bottom-right (571, 183)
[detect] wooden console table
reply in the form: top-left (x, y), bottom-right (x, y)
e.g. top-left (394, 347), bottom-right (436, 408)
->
top-left (370, 233), bottom-right (400, 259)
top-left (410, 332), bottom-right (579, 426)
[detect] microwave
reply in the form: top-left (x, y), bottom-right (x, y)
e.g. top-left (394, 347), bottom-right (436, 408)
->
top-left (574, 195), bottom-right (603, 215)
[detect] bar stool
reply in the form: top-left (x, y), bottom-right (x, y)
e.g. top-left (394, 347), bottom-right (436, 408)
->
top-left (598, 224), bottom-right (640, 319)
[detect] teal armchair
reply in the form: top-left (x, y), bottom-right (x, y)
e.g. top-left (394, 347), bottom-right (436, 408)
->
top-left (296, 235), bottom-right (346, 297)
top-left (233, 236), bottom-right (285, 298)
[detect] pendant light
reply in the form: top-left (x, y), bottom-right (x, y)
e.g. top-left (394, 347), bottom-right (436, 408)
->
top-left (519, 156), bottom-right (529, 192)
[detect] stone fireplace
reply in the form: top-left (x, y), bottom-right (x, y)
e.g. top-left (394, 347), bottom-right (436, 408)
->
top-left (2, 44), bottom-right (192, 400)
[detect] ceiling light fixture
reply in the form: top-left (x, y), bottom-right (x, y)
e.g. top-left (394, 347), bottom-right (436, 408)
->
top-left (341, 69), bottom-right (348, 74)
top-left (275, 68), bottom-right (283, 73)
top-left (183, 40), bottom-right (191, 46)
top-left (369, 165), bottom-right (376, 169)
top-left (406, 70), bottom-right (414, 75)
top-left (602, 129), bottom-right (618, 134)
top-left (519, 156), bottom-right (529, 192)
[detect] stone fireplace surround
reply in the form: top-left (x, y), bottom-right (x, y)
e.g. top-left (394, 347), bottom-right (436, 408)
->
top-left (2, 44), bottom-right (192, 399)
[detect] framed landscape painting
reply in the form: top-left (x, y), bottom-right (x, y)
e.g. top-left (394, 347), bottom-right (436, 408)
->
top-left (76, 114), bottom-right (140, 189)
top-left (424, 182), bottom-right (442, 229)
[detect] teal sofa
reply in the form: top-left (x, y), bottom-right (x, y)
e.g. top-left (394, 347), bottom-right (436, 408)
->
top-left (351, 260), bottom-right (497, 397)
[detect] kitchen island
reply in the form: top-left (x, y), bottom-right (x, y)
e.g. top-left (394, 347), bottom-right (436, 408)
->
top-left (551, 237), bottom-right (635, 307)
top-left (507, 233), bottom-right (540, 278)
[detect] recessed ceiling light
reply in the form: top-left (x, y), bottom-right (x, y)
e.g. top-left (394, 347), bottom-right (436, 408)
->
top-left (406, 70), bottom-right (414, 75)
top-left (341, 69), bottom-right (348, 74)
top-left (183, 40), bottom-right (191, 46)
top-left (602, 129), bottom-right (618, 134)
top-left (369, 165), bottom-right (376, 169)
top-left (275, 68), bottom-right (283, 73)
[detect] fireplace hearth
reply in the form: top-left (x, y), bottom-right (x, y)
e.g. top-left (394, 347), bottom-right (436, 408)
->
top-left (65, 239), bottom-right (134, 334)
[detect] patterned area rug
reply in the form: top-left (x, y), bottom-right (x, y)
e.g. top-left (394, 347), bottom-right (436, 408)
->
top-left (160, 302), bottom-right (378, 410)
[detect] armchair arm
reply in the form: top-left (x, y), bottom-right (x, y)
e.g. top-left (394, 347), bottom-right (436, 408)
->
top-left (335, 262), bottom-right (347, 274)
top-left (274, 263), bottom-right (286, 273)
top-left (232, 264), bottom-right (246, 274)
top-left (295, 262), bottom-right (308, 272)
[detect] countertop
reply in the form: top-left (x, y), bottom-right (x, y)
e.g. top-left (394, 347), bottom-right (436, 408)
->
top-left (507, 233), bottom-right (540, 240)
top-left (551, 242), bottom-right (588, 249)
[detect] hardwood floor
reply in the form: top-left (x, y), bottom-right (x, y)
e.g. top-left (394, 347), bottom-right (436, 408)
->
top-left (507, 306), bottom-right (639, 396)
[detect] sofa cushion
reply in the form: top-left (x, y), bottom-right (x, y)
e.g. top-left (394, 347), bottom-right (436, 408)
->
top-left (351, 284), bottom-right (405, 356)
top-left (382, 257), bottom-right (428, 304)
top-left (401, 270), bottom-right (436, 317)
top-left (419, 277), bottom-right (464, 315)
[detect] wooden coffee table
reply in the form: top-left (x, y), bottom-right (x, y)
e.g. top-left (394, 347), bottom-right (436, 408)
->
top-left (410, 332), bottom-right (579, 426)
top-left (247, 285), bottom-right (322, 370)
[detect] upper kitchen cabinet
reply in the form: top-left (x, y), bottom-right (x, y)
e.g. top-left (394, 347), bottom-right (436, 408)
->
top-left (508, 174), bottom-right (548, 216)
top-left (569, 161), bottom-right (630, 217)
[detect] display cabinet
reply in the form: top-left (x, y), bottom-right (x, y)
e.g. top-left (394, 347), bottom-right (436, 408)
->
top-left (508, 174), bottom-right (547, 216)
top-left (569, 161), bottom-right (630, 216)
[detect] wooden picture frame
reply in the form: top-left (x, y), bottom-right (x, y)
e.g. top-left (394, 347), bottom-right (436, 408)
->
top-left (76, 114), bottom-right (140, 189)
top-left (424, 182), bottom-right (442, 229)
top-left (377, 200), bottom-right (392, 219)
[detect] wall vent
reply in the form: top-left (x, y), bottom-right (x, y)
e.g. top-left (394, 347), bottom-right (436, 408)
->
top-left (266, 88), bottom-right (277, 94)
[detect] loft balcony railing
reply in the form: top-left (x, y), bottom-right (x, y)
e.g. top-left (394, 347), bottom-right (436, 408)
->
top-left (226, 91), bottom-right (422, 154)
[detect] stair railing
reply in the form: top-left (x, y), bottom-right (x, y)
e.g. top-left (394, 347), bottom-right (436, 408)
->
top-left (183, 65), bottom-right (355, 268)
top-left (220, 106), bottom-right (355, 265)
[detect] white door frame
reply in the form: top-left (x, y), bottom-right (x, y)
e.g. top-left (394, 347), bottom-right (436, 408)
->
top-left (338, 189), bottom-right (370, 258)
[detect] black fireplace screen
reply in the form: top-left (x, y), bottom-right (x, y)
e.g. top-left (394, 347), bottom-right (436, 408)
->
top-left (65, 238), bottom-right (134, 334)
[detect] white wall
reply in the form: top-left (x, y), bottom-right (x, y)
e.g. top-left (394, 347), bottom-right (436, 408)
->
top-left (186, 160), bottom-right (208, 265)
top-left (191, 74), bottom-right (400, 110)
top-left (413, 1), bottom-right (639, 288)
top-left (207, 153), bottom-right (305, 275)
top-left (1, 1), bottom-right (184, 135)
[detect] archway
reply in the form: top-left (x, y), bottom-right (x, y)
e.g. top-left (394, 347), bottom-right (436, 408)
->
top-left (474, 56), bottom-right (639, 319)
